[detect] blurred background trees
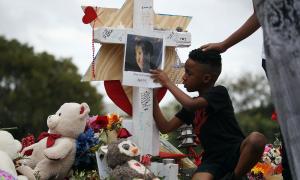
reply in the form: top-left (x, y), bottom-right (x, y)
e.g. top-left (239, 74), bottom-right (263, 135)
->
top-left (0, 36), bottom-right (103, 139)
top-left (224, 74), bottom-right (280, 142)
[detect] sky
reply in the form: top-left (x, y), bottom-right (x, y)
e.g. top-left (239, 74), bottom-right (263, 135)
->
top-left (0, 0), bottom-right (265, 106)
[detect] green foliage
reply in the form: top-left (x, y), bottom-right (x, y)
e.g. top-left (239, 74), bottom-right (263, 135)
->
top-left (220, 74), bottom-right (280, 142)
top-left (237, 109), bottom-right (280, 142)
top-left (218, 73), bottom-right (271, 112)
top-left (0, 36), bottom-right (103, 139)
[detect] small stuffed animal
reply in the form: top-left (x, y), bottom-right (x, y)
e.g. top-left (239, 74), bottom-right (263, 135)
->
top-left (0, 130), bottom-right (28, 180)
top-left (102, 139), bottom-right (158, 180)
top-left (17, 102), bottom-right (90, 180)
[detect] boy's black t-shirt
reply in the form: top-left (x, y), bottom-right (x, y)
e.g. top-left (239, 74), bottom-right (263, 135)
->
top-left (175, 85), bottom-right (245, 157)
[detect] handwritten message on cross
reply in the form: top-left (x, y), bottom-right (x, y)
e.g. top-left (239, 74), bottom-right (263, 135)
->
top-left (82, 0), bottom-right (192, 155)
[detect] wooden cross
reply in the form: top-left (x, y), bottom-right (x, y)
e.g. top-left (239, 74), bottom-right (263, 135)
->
top-left (82, 0), bottom-right (191, 156)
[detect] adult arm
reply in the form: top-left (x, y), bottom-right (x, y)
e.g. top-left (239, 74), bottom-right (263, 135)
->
top-left (201, 12), bottom-right (261, 53)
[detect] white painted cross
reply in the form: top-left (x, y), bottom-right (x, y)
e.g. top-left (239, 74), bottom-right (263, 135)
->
top-left (93, 0), bottom-right (191, 156)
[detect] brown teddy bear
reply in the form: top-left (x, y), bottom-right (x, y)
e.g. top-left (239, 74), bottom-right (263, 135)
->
top-left (17, 102), bottom-right (90, 180)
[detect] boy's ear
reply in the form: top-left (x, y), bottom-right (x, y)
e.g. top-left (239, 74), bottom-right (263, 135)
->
top-left (203, 74), bottom-right (212, 83)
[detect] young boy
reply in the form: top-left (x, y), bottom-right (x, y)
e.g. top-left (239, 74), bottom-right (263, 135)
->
top-left (150, 49), bottom-right (267, 180)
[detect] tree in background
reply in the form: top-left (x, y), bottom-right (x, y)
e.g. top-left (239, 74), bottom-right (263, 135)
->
top-left (223, 73), bottom-right (271, 112)
top-left (0, 36), bottom-right (103, 139)
top-left (221, 73), bottom-right (280, 142)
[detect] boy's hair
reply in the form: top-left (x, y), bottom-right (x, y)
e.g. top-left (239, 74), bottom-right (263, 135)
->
top-left (188, 49), bottom-right (222, 80)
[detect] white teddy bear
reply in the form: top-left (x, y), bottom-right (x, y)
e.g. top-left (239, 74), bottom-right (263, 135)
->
top-left (0, 130), bottom-right (28, 180)
top-left (17, 102), bottom-right (90, 180)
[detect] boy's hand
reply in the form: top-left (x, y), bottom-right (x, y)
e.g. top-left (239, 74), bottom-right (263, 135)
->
top-left (150, 69), bottom-right (171, 87)
top-left (200, 42), bottom-right (227, 53)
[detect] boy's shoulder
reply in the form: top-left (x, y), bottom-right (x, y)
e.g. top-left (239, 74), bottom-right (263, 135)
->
top-left (211, 85), bottom-right (228, 92)
top-left (203, 85), bottom-right (230, 102)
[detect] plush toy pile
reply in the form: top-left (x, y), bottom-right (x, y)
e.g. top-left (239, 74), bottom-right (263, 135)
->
top-left (1, 102), bottom-right (162, 180)
top-left (17, 102), bottom-right (90, 180)
top-left (0, 130), bottom-right (28, 180)
top-left (101, 139), bottom-right (159, 180)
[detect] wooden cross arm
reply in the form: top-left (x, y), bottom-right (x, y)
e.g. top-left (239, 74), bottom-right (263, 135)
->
top-left (94, 27), bottom-right (191, 47)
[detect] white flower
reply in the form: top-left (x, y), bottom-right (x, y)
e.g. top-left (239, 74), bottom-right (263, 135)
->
top-left (268, 148), bottom-right (277, 157)
top-left (263, 156), bottom-right (272, 164)
top-left (275, 156), bottom-right (282, 165)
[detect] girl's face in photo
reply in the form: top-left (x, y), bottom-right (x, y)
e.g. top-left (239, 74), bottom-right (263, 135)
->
top-left (135, 45), bottom-right (144, 70)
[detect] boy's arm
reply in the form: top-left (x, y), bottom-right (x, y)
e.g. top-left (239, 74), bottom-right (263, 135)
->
top-left (167, 81), bottom-right (208, 110)
top-left (151, 69), bottom-right (208, 111)
top-left (153, 90), bottom-right (184, 134)
top-left (200, 12), bottom-right (260, 53)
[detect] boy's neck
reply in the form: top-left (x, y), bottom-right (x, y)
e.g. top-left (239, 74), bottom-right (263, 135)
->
top-left (198, 84), bottom-right (215, 96)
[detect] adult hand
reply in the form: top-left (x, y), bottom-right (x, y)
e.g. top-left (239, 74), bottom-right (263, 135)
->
top-left (200, 42), bottom-right (227, 53)
top-left (150, 69), bottom-right (171, 87)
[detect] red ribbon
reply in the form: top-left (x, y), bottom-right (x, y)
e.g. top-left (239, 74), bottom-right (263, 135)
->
top-left (188, 147), bottom-right (203, 166)
top-left (38, 132), bottom-right (62, 148)
top-left (159, 151), bottom-right (188, 159)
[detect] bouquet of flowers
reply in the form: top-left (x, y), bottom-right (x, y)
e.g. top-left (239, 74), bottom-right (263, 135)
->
top-left (71, 113), bottom-right (132, 178)
top-left (248, 134), bottom-right (283, 180)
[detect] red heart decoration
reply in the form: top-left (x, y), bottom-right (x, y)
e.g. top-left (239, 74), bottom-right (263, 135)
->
top-left (157, 87), bottom-right (167, 103)
top-left (104, 80), bottom-right (132, 116)
top-left (104, 80), bottom-right (167, 116)
top-left (82, 6), bottom-right (97, 24)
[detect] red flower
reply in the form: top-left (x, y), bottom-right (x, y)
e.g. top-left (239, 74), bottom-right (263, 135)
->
top-left (117, 128), bottom-right (132, 139)
top-left (274, 164), bottom-right (283, 174)
top-left (21, 134), bottom-right (35, 156)
top-left (87, 115), bottom-right (108, 132)
top-left (271, 111), bottom-right (278, 121)
top-left (141, 154), bottom-right (152, 166)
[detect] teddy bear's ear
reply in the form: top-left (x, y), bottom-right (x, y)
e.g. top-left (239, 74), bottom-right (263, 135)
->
top-left (14, 139), bottom-right (22, 152)
top-left (79, 102), bottom-right (90, 119)
top-left (100, 145), bottom-right (108, 154)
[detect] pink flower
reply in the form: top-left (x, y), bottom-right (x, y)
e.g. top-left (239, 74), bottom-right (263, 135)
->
top-left (264, 144), bottom-right (272, 153)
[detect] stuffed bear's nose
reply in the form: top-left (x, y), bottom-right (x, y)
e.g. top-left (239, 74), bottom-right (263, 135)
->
top-left (131, 147), bottom-right (139, 155)
top-left (48, 115), bottom-right (52, 119)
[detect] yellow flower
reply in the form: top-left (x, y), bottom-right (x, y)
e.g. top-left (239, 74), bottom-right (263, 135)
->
top-left (251, 166), bottom-right (263, 175)
top-left (251, 162), bottom-right (273, 176)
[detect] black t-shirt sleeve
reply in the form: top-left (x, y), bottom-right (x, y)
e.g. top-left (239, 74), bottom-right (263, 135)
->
top-left (175, 107), bottom-right (195, 125)
top-left (202, 86), bottom-right (230, 112)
